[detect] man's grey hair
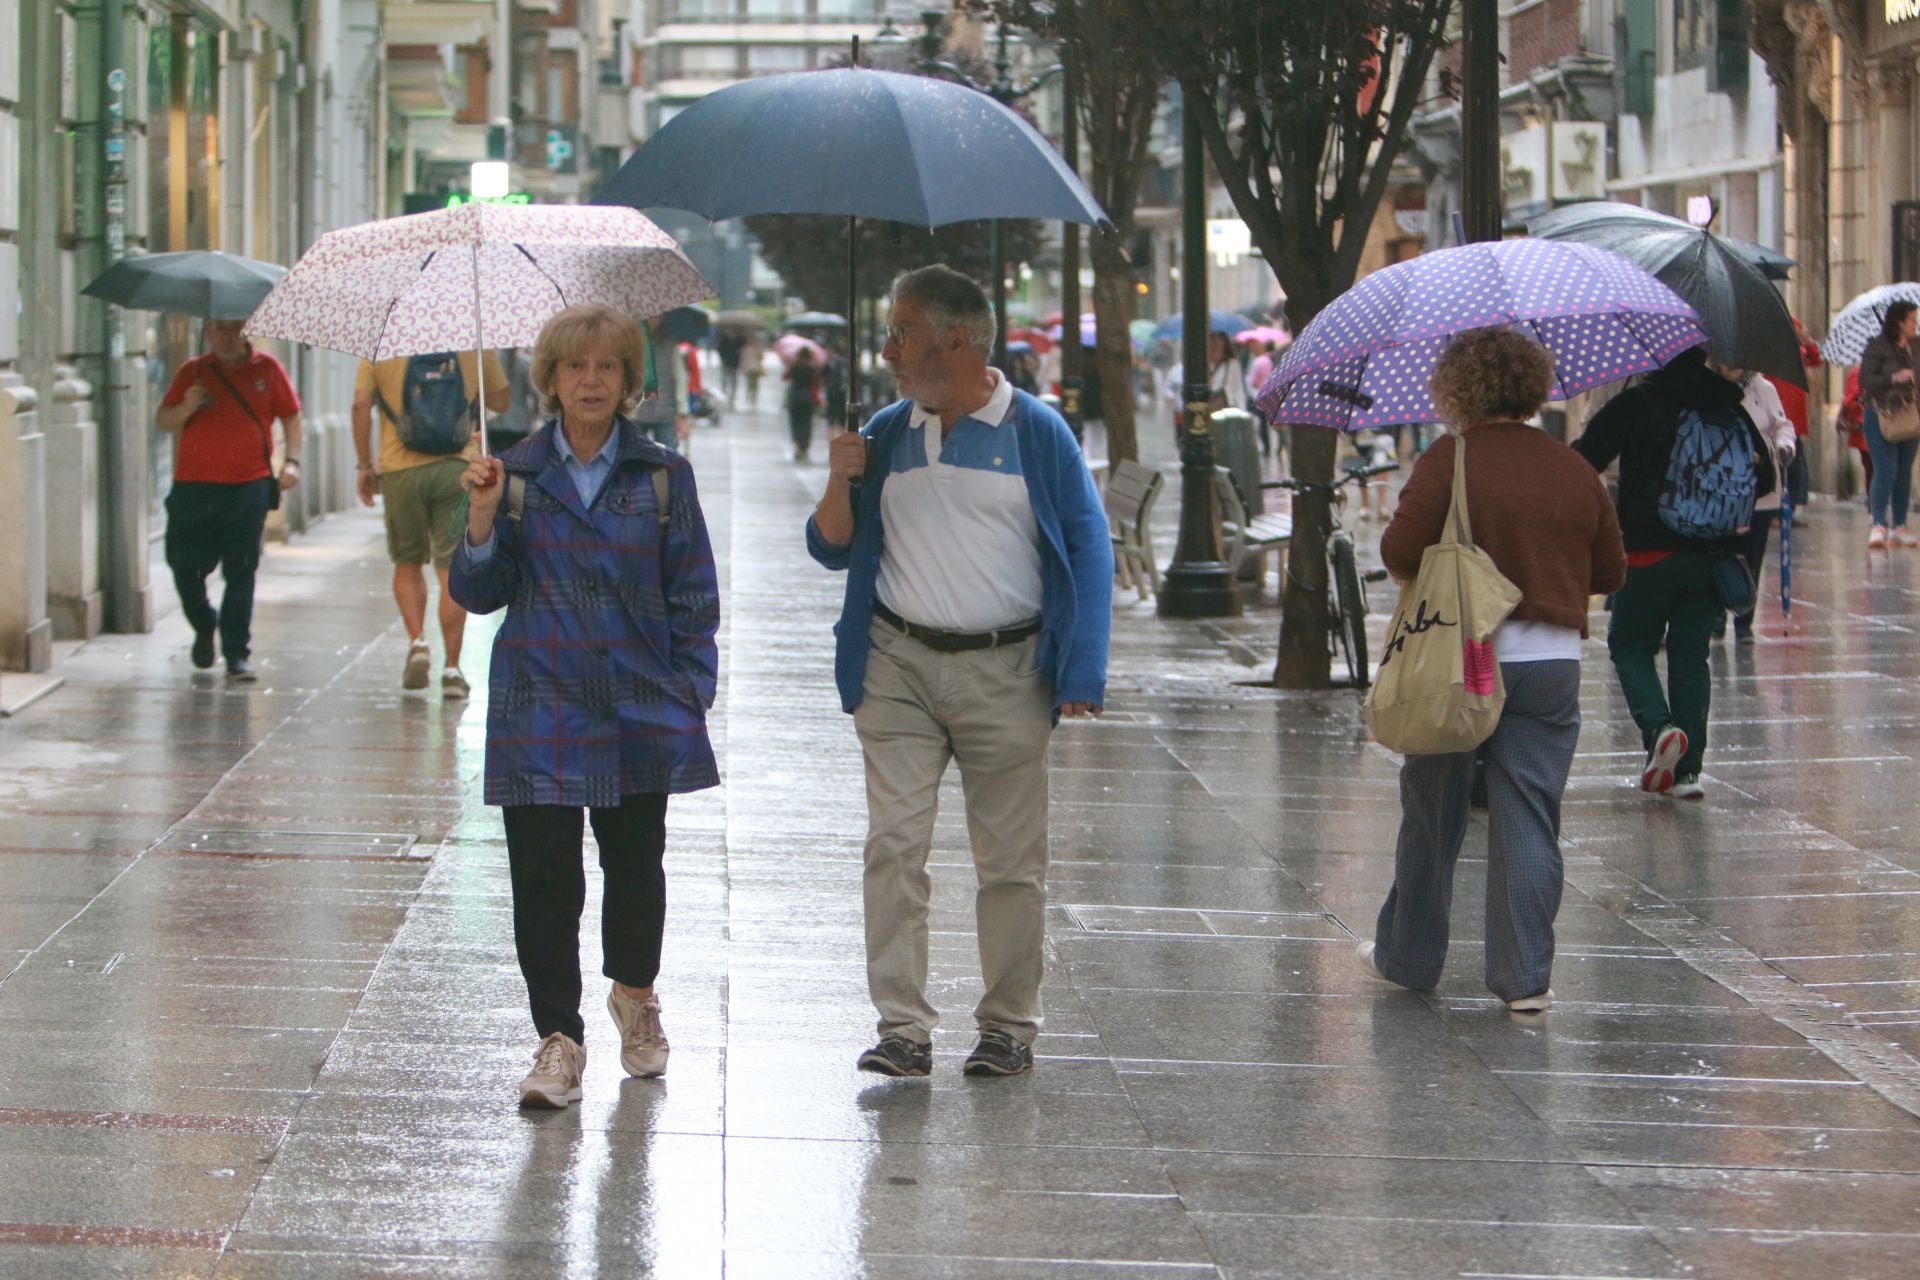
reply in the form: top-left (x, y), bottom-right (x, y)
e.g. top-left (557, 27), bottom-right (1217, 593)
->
top-left (891, 264), bottom-right (996, 353)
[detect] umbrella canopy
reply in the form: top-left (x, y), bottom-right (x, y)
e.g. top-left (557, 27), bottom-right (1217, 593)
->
top-left (1128, 319), bottom-right (1159, 355)
top-left (82, 250), bottom-right (286, 321)
top-left (1727, 236), bottom-right (1795, 282)
top-left (1006, 326), bottom-right (1053, 355)
top-left (1254, 238), bottom-right (1708, 431)
top-left (1234, 325), bottom-right (1292, 347)
top-left (1823, 283), bottom-right (1920, 365)
top-left (788, 311), bottom-right (848, 329)
top-left (245, 202), bottom-right (711, 362)
top-left (1153, 310), bottom-right (1254, 342)
top-left (1006, 340), bottom-right (1035, 357)
top-left (715, 309), bottom-right (763, 334)
top-left (774, 333), bottom-right (829, 366)
top-left (1527, 201), bottom-right (1804, 388)
top-left (599, 68), bottom-right (1105, 230)
top-left (657, 306), bottom-right (713, 343)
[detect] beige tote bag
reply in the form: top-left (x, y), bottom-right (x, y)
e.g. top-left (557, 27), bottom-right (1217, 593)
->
top-left (1363, 431), bottom-right (1523, 755)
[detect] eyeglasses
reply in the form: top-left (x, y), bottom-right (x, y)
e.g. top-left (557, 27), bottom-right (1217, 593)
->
top-left (883, 322), bottom-right (925, 346)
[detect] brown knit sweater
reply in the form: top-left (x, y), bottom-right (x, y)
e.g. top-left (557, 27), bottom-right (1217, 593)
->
top-left (1379, 422), bottom-right (1627, 637)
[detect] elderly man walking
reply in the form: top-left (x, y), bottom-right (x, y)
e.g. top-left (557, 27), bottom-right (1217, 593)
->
top-left (807, 265), bottom-right (1113, 1079)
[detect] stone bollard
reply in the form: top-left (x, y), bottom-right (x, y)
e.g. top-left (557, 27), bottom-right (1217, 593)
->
top-left (45, 364), bottom-right (103, 639)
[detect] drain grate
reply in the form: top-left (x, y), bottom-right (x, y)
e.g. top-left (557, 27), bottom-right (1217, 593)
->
top-left (151, 829), bottom-right (422, 861)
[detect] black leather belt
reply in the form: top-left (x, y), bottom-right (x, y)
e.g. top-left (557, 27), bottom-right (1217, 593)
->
top-left (873, 600), bottom-right (1041, 653)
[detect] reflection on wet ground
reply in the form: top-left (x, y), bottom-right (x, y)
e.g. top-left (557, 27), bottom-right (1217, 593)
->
top-left (1, 410), bottom-right (1916, 1278)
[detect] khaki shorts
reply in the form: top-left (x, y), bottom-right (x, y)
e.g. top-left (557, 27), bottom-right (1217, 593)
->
top-left (381, 457), bottom-right (469, 568)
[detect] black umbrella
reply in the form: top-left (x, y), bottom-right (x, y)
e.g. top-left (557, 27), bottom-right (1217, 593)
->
top-left (597, 62), bottom-right (1107, 422)
top-left (656, 306), bottom-right (713, 343)
top-left (1526, 202), bottom-right (1805, 388)
top-left (82, 249), bottom-right (287, 321)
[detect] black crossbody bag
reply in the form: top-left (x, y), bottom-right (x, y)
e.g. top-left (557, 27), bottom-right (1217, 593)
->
top-left (204, 362), bottom-right (282, 510)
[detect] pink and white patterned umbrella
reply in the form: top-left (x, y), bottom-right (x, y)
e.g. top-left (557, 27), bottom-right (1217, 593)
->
top-left (243, 202), bottom-right (712, 361)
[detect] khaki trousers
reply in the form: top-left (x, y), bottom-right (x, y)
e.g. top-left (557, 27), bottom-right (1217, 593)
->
top-left (853, 619), bottom-right (1055, 1046)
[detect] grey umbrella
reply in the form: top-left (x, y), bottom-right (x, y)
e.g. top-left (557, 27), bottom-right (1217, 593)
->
top-left (1526, 201), bottom-right (1805, 388)
top-left (597, 63), bottom-right (1107, 420)
top-left (82, 249), bottom-right (287, 321)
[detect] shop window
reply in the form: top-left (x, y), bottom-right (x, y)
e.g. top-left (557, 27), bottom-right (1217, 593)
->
top-left (747, 45), bottom-right (808, 74)
top-left (1673, 0), bottom-right (1710, 71)
top-left (1617, 0), bottom-right (1655, 117)
top-left (675, 45), bottom-right (741, 77)
top-left (1894, 202), bottom-right (1920, 284)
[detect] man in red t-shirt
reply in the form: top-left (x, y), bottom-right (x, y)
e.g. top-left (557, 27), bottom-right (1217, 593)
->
top-left (156, 319), bottom-right (303, 680)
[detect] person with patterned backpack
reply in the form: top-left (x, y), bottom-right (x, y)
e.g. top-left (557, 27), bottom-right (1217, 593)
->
top-left (1574, 345), bottom-right (1775, 801)
top-left (352, 351), bottom-right (508, 696)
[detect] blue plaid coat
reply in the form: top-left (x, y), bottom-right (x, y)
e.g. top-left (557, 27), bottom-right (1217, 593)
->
top-left (450, 419), bottom-right (719, 807)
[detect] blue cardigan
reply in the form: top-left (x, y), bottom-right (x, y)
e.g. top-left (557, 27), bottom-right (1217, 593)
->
top-left (805, 392), bottom-right (1114, 714)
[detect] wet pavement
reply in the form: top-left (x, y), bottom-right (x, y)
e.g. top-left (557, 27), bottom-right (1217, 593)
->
top-left (2, 406), bottom-right (1918, 1278)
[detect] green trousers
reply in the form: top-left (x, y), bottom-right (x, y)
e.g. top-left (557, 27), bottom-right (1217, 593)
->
top-left (1607, 548), bottom-right (1719, 779)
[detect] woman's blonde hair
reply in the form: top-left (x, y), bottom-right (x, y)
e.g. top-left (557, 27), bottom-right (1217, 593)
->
top-left (531, 304), bottom-right (650, 418)
top-left (1429, 325), bottom-right (1556, 426)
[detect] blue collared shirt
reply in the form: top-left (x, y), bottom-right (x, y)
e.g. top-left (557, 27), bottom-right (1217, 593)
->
top-left (468, 421), bottom-right (619, 561)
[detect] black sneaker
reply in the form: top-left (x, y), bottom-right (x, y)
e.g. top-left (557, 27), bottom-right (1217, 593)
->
top-left (856, 1034), bottom-right (931, 1077)
top-left (962, 1029), bottom-right (1033, 1077)
top-left (191, 628), bottom-right (215, 670)
top-left (1734, 618), bottom-right (1755, 644)
top-left (226, 658), bottom-right (258, 682)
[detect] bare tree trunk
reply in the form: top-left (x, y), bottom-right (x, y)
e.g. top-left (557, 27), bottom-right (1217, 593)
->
top-left (1274, 423), bottom-right (1336, 688)
top-left (1089, 231), bottom-right (1139, 462)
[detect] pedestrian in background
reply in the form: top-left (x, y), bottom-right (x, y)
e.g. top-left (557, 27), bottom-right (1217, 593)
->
top-left (1731, 371), bottom-right (1797, 642)
top-left (353, 350), bottom-right (508, 696)
top-left (807, 265), bottom-right (1113, 1079)
top-left (452, 303), bottom-right (719, 1110)
top-left (716, 327), bottom-right (746, 403)
top-left (1574, 345), bottom-right (1774, 800)
top-left (741, 331), bottom-right (766, 412)
top-left (786, 344), bottom-right (821, 462)
top-left (633, 318), bottom-right (690, 452)
top-left (1856, 300), bottom-right (1920, 549)
top-left (155, 318), bottom-right (303, 681)
top-left (1362, 326), bottom-right (1625, 1012)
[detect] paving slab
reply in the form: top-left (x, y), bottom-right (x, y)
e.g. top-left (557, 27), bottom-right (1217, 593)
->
top-left (4, 408), bottom-right (1920, 1278)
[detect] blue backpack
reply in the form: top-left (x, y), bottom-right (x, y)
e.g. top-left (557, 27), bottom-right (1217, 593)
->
top-left (374, 353), bottom-right (474, 455)
top-left (1657, 404), bottom-right (1756, 540)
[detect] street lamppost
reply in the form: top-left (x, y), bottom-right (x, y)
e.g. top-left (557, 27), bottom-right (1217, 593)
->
top-left (896, 9), bottom-right (1061, 372)
top-left (1157, 87), bottom-right (1239, 618)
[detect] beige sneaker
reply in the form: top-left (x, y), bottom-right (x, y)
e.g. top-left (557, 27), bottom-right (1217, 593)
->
top-left (607, 986), bottom-right (669, 1078)
top-left (518, 1031), bottom-right (585, 1109)
top-left (441, 667), bottom-right (469, 699)
top-left (402, 638), bottom-right (432, 690)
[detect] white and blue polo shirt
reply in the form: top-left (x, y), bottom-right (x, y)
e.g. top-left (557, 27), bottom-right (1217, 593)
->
top-left (874, 371), bottom-right (1044, 633)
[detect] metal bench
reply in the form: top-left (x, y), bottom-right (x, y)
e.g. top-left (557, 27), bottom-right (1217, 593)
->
top-left (1103, 458), bottom-right (1164, 600)
top-left (1214, 466), bottom-right (1291, 592)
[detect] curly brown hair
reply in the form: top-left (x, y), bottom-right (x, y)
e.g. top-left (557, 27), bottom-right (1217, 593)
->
top-left (531, 304), bottom-right (651, 418)
top-left (1428, 325), bottom-right (1556, 426)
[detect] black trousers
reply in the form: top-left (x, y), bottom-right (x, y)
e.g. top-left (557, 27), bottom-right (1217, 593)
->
top-left (164, 479), bottom-right (274, 662)
top-left (1736, 509), bottom-right (1780, 628)
top-left (501, 794), bottom-right (669, 1046)
top-left (788, 403), bottom-right (815, 453)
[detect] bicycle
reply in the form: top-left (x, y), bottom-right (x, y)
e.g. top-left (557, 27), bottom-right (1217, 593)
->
top-left (1266, 458), bottom-right (1401, 689)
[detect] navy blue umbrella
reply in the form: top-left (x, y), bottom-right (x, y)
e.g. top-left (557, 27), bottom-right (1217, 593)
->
top-left (597, 67), bottom-right (1104, 229)
top-left (1152, 311), bottom-right (1254, 342)
top-left (597, 64), bottom-right (1106, 420)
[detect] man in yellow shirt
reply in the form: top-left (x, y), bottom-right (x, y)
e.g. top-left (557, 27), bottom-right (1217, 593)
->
top-left (353, 351), bottom-right (509, 695)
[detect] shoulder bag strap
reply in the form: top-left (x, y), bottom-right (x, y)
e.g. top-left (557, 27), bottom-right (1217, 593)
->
top-left (1445, 429), bottom-right (1472, 548)
top-left (204, 360), bottom-right (275, 475)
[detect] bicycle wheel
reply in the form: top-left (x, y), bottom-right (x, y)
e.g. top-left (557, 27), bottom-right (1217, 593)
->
top-left (1330, 533), bottom-right (1369, 688)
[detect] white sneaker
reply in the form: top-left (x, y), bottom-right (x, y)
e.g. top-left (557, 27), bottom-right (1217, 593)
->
top-left (1670, 775), bottom-right (1705, 800)
top-left (441, 666), bottom-right (470, 699)
top-left (518, 1031), bottom-right (585, 1109)
top-left (402, 638), bottom-right (432, 690)
top-left (1506, 990), bottom-right (1553, 1013)
top-left (1357, 941), bottom-right (1390, 982)
top-left (608, 986), bottom-right (669, 1078)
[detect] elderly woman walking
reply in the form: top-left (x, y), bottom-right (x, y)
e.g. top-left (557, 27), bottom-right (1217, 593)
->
top-left (1360, 327), bottom-right (1626, 1013)
top-left (1857, 299), bottom-right (1920, 549)
top-left (453, 304), bottom-right (719, 1108)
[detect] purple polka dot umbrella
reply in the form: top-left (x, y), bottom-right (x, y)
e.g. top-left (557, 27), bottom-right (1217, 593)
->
top-left (1253, 239), bottom-right (1708, 431)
